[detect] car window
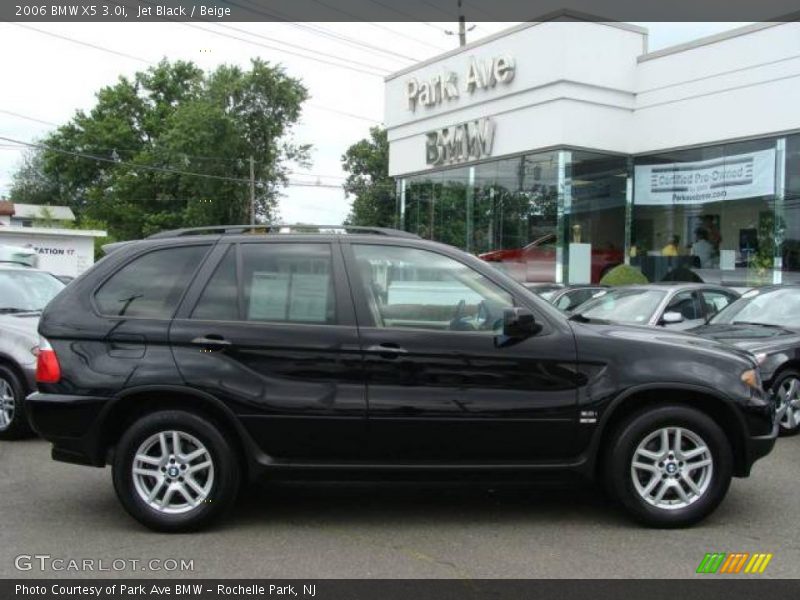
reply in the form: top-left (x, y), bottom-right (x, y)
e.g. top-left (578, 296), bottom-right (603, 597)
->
top-left (665, 291), bottom-right (703, 321)
top-left (710, 287), bottom-right (800, 328)
top-left (556, 289), bottom-right (596, 312)
top-left (0, 269), bottom-right (64, 312)
top-left (240, 243), bottom-right (336, 324)
top-left (352, 244), bottom-right (513, 333)
top-left (192, 247), bottom-right (238, 321)
top-left (701, 290), bottom-right (736, 318)
top-left (578, 289), bottom-right (666, 324)
top-left (95, 245), bottom-right (209, 318)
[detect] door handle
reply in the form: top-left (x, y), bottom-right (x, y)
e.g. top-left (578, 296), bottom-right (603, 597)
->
top-left (366, 343), bottom-right (408, 359)
top-left (191, 335), bottom-right (232, 349)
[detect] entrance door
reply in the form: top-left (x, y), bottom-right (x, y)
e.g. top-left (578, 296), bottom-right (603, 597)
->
top-left (344, 242), bottom-right (579, 461)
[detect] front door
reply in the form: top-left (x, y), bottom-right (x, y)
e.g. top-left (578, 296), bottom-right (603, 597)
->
top-left (169, 241), bottom-right (366, 460)
top-left (343, 242), bottom-right (579, 461)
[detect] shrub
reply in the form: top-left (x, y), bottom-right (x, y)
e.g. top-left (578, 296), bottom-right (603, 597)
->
top-left (599, 264), bottom-right (648, 286)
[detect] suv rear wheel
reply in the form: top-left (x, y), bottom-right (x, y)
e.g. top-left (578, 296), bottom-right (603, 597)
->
top-left (112, 410), bottom-right (241, 532)
top-left (0, 365), bottom-right (32, 440)
top-left (605, 405), bottom-right (732, 528)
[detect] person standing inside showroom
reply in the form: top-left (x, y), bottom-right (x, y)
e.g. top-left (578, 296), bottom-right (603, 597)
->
top-left (691, 228), bottom-right (714, 268)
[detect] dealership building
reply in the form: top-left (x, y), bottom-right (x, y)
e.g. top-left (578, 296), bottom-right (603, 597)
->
top-left (384, 17), bottom-right (800, 285)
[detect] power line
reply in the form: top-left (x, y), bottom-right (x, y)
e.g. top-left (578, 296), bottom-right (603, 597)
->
top-left (5, 26), bottom-right (383, 123)
top-left (172, 0), bottom-right (423, 64)
top-left (0, 133), bottom-right (353, 191)
top-left (7, 23), bottom-right (153, 64)
top-left (305, 0), bottom-right (450, 52)
top-left (204, 22), bottom-right (396, 73)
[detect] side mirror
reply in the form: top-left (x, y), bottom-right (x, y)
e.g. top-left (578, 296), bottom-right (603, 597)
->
top-left (503, 307), bottom-right (539, 338)
top-left (661, 311), bottom-right (684, 325)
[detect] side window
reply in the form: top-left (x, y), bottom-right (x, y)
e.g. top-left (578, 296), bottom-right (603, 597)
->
top-left (702, 290), bottom-right (736, 318)
top-left (192, 247), bottom-right (238, 321)
top-left (95, 245), bottom-right (209, 318)
top-left (352, 244), bottom-right (513, 332)
top-left (240, 243), bottom-right (335, 324)
top-left (665, 291), bottom-right (703, 321)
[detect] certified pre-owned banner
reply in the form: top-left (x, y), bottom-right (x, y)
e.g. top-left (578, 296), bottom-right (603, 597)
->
top-left (634, 148), bottom-right (776, 206)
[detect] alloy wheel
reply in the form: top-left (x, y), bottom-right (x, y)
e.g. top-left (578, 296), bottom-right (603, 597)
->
top-left (775, 376), bottom-right (800, 432)
top-left (630, 427), bottom-right (713, 510)
top-left (0, 378), bottom-right (15, 431)
top-left (132, 430), bottom-right (215, 515)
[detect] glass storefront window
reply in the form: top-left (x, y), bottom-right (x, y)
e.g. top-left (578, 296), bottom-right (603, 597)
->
top-left (399, 152), bottom-right (563, 283)
top-left (632, 138), bottom-right (779, 286)
top-left (784, 134), bottom-right (800, 282)
top-left (562, 151), bottom-right (628, 283)
top-left (398, 134), bottom-right (790, 287)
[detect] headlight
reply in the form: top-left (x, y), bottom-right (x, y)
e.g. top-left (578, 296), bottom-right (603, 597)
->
top-left (741, 369), bottom-right (761, 390)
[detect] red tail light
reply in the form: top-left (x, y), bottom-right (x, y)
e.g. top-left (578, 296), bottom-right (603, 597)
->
top-left (35, 336), bottom-right (61, 384)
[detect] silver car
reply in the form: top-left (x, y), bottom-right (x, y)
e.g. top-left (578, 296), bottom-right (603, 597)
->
top-left (0, 263), bottom-right (64, 439)
top-left (570, 283), bottom-right (740, 330)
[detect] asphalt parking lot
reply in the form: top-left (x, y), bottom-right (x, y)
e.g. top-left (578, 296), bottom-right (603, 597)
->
top-left (1, 436), bottom-right (798, 579)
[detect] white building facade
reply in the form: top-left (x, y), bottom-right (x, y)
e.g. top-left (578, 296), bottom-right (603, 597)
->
top-left (384, 19), bottom-right (800, 285)
top-left (0, 203), bottom-right (106, 277)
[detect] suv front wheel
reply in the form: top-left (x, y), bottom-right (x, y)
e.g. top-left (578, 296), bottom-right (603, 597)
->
top-left (606, 405), bottom-right (733, 528)
top-left (112, 410), bottom-right (241, 532)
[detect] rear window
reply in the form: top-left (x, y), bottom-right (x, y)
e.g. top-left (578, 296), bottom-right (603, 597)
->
top-left (95, 245), bottom-right (209, 318)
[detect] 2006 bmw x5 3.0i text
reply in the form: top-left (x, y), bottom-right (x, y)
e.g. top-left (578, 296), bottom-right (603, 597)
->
top-left (25, 225), bottom-right (777, 532)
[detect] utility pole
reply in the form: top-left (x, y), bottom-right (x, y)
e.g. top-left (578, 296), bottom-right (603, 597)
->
top-left (249, 155), bottom-right (255, 225)
top-left (457, 0), bottom-right (466, 47)
top-left (445, 1), bottom-right (475, 47)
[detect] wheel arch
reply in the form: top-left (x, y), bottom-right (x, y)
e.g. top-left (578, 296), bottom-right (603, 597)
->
top-left (94, 385), bottom-right (260, 479)
top-left (0, 353), bottom-right (31, 394)
top-left (589, 384), bottom-right (750, 479)
top-left (765, 359), bottom-right (800, 389)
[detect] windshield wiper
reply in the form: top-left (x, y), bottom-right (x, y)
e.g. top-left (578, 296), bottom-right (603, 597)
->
top-left (0, 307), bottom-right (37, 314)
top-left (731, 321), bottom-right (784, 328)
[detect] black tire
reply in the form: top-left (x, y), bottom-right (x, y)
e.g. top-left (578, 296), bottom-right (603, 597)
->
top-left (112, 410), bottom-right (241, 532)
top-left (0, 364), bottom-right (33, 440)
top-left (770, 369), bottom-right (800, 437)
top-left (605, 405), bottom-right (732, 528)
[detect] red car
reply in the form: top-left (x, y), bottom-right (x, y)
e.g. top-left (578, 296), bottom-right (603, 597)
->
top-left (479, 233), bottom-right (623, 283)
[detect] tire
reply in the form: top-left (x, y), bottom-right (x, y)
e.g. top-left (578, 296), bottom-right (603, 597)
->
top-left (605, 405), bottom-right (732, 528)
top-left (771, 369), bottom-right (800, 436)
top-left (0, 364), bottom-right (33, 440)
top-left (112, 410), bottom-right (241, 532)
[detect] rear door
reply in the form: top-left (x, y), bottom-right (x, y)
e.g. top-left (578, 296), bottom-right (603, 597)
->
top-left (169, 239), bottom-right (366, 460)
top-left (343, 241), bottom-right (580, 461)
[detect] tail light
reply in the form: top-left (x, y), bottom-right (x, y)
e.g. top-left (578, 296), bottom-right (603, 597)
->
top-left (36, 336), bottom-right (61, 384)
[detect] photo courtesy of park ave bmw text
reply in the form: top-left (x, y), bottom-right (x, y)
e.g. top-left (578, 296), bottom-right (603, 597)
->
top-left (0, 1), bottom-right (799, 599)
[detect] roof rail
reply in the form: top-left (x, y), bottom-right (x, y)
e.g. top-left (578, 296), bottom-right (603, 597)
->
top-left (146, 224), bottom-right (421, 240)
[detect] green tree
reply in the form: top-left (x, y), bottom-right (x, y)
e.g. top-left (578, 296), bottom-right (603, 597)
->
top-left (342, 127), bottom-right (396, 228)
top-left (10, 59), bottom-right (310, 240)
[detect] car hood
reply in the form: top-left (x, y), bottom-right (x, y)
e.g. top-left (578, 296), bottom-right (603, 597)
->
top-left (689, 323), bottom-right (800, 353)
top-left (0, 312), bottom-right (41, 342)
top-left (572, 320), bottom-right (758, 364)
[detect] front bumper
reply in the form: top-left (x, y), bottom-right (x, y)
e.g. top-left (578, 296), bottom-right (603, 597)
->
top-left (740, 420), bottom-right (779, 476)
top-left (25, 392), bottom-right (111, 467)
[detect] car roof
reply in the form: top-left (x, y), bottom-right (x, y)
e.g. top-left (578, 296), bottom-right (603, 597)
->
top-left (609, 282), bottom-right (735, 292)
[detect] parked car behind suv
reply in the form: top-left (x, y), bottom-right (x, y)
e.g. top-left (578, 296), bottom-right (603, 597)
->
top-left (0, 262), bottom-right (65, 439)
top-left (26, 225), bottom-right (776, 532)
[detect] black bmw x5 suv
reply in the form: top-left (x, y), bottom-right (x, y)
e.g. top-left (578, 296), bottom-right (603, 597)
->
top-left (26, 225), bottom-right (776, 531)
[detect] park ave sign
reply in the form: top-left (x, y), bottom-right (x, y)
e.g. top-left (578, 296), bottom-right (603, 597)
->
top-left (405, 55), bottom-right (515, 111)
top-left (425, 118), bottom-right (495, 166)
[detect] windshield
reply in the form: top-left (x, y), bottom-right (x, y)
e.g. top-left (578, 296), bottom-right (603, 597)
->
top-left (0, 269), bottom-right (65, 312)
top-left (710, 287), bottom-right (800, 329)
top-left (576, 288), bottom-right (666, 325)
